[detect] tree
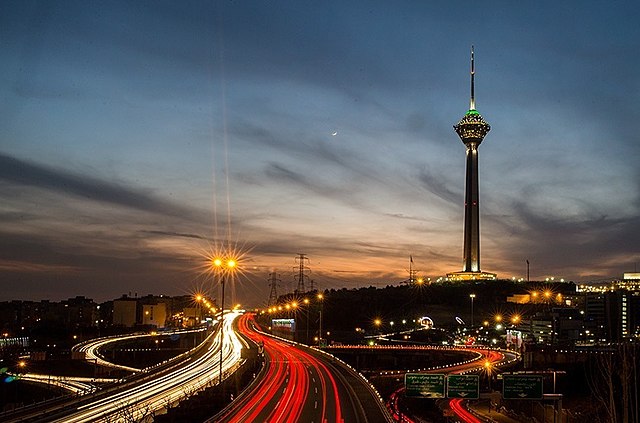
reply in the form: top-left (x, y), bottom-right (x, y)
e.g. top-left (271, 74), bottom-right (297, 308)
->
top-left (588, 344), bottom-right (639, 423)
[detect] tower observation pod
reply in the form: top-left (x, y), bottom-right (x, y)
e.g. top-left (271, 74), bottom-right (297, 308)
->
top-left (447, 47), bottom-right (497, 282)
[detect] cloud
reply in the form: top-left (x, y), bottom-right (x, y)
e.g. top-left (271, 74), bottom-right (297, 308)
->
top-left (384, 213), bottom-right (428, 222)
top-left (0, 152), bottom-right (200, 218)
top-left (0, 229), bottom-right (200, 300)
top-left (140, 230), bottom-right (207, 240)
top-left (417, 166), bottom-right (460, 207)
top-left (481, 199), bottom-right (640, 279)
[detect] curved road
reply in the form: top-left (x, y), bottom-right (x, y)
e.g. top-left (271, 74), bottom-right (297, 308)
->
top-left (6, 311), bottom-right (244, 423)
top-left (213, 314), bottom-right (392, 423)
top-left (72, 327), bottom-right (207, 373)
top-left (387, 347), bottom-right (519, 423)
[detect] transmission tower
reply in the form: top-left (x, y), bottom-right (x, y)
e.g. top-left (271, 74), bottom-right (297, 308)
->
top-left (294, 253), bottom-right (309, 294)
top-left (407, 255), bottom-right (418, 284)
top-left (268, 272), bottom-right (280, 306)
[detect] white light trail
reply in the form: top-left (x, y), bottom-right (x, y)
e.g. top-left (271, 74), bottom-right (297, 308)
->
top-left (54, 311), bottom-right (244, 422)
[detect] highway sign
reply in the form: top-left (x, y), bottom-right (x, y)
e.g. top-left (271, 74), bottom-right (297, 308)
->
top-left (447, 374), bottom-right (479, 399)
top-left (503, 375), bottom-right (543, 400)
top-left (405, 373), bottom-right (445, 398)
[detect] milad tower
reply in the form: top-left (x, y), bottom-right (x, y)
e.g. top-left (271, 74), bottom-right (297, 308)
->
top-left (447, 47), bottom-right (496, 281)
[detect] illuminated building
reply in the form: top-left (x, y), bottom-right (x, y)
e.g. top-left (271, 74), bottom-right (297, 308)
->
top-left (447, 47), bottom-right (496, 281)
top-left (142, 303), bottom-right (167, 328)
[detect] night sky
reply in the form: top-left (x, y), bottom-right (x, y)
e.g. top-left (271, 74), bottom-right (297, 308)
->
top-left (1, 1), bottom-right (639, 304)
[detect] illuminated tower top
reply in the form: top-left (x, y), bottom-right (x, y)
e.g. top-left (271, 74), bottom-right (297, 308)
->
top-left (454, 46), bottom-right (491, 145)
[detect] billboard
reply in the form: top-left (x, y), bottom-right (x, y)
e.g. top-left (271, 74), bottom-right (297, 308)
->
top-left (506, 329), bottom-right (523, 349)
top-left (271, 319), bottom-right (296, 340)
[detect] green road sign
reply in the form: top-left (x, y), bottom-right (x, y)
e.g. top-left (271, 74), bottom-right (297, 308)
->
top-left (503, 375), bottom-right (543, 400)
top-left (447, 374), bottom-right (479, 399)
top-left (405, 373), bottom-right (445, 398)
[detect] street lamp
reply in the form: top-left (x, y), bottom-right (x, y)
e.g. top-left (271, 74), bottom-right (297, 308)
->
top-left (303, 298), bottom-right (310, 344)
top-left (469, 294), bottom-right (476, 328)
top-left (317, 293), bottom-right (324, 346)
top-left (484, 359), bottom-right (493, 392)
top-left (212, 256), bottom-right (237, 384)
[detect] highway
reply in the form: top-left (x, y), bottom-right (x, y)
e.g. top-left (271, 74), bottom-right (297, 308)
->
top-left (72, 327), bottom-right (207, 373)
top-left (449, 398), bottom-right (481, 423)
top-left (16, 374), bottom-right (112, 395)
top-left (386, 347), bottom-right (519, 423)
top-left (212, 314), bottom-right (392, 423)
top-left (17, 327), bottom-right (211, 396)
top-left (6, 311), bottom-right (244, 423)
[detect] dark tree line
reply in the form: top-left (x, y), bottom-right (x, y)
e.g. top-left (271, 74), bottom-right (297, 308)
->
top-left (588, 343), bottom-right (639, 423)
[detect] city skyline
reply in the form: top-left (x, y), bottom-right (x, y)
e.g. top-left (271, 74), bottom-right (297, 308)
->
top-left (1, 1), bottom-right (639, 303)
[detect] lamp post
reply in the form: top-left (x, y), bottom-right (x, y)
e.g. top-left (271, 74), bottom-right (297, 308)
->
top-left (317, 293), bottom-right (324, 346)
top-left (212, 257), bottom-right (236, 384)
top-left (469, 294), bottom-right (476, 328)
top-left (195, 294), bottom-right (203, 325)
top-left (483, 359), bottom-right (494, 415)
top-left (303, 298), bottom-right (310, 344)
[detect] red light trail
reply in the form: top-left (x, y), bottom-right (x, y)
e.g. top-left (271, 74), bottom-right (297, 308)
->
top-left (215, 314), bottom-right (344, 423)
top-left (449, 398), bottom-right (481, 423)
top-left (386, 347), bottom-right (506, 422)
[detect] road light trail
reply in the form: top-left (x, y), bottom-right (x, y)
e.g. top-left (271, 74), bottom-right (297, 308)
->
top-left (75, 333), bottom-right (150, 373)
top-left (43, 311), bottom-right (243, 423)
top-left (17, 374), bottom-right (112, 395)
top-left (386, 347), bottom-right (513, 422)
top-left (212, 314), bottom-right (390, 423)
top-left (19, 377), bottom-right (92, 395)
top-left (445, 349), bottom-right (505, 423)
top-left (218, 314), bottom-right (343, 422)
top-left (449, 398), bottom-right (481, 423)
top-left (73, 328), bottom-right (207, 373)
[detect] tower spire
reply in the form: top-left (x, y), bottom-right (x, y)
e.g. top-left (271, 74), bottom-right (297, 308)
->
top-left (470, 45), bottom-right (475, 111)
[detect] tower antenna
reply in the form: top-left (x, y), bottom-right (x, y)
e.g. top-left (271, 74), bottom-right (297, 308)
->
top-left (470, 45), bottom-right (475, 110)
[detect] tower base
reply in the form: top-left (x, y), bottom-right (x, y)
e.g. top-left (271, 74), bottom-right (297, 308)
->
top-left (446, 271), bottom-right (497, 281)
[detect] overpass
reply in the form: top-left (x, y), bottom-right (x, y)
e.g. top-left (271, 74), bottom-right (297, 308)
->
top-left (321, 345), bottom-right (484, 375)
top-left (2, 311), bottom-right (245, 423)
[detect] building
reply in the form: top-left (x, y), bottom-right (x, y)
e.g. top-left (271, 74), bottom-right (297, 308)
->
top-left (447, 47), bottom-right (496, 281)
top-left (581, 287), bottom-right (639, 343)
top-left (112, 297), bottom-right (137, 327)
top-left (61, 296), bottom-right (98, 328)
top-left (0, 298), bottom-right (98, 333)
top-left (523, 307), bottom-right (582, 345)
top-left (142, 303), bottom-right (167, 328)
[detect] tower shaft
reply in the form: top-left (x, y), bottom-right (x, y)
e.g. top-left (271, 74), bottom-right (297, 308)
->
top-left (463, 143), bottom-right (480, 272)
